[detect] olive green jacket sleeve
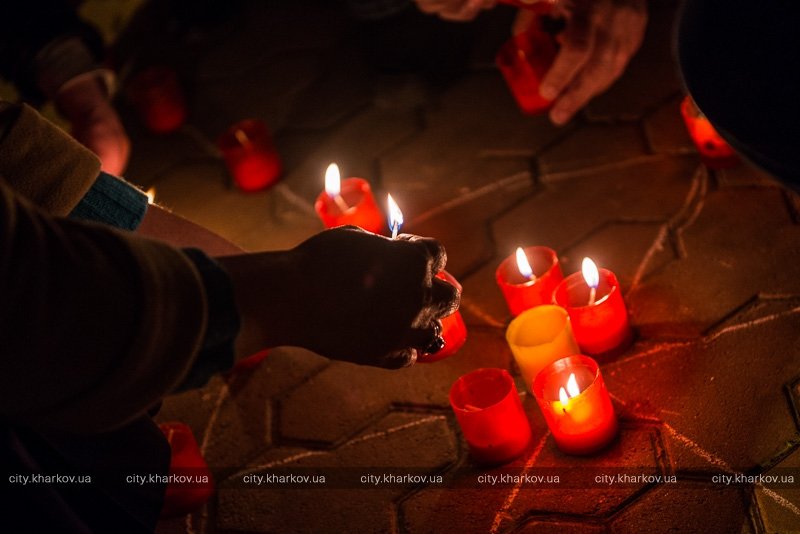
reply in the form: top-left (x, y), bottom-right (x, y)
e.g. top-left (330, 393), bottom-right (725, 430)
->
top-left (0, 103), bottom-right (208, 434)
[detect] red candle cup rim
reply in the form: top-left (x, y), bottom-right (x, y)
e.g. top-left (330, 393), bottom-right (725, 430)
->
top-left (553, 268), bottom-right (620, 309)
top-left (496, 246), bottom-right (559, 288)
top-left (315, 177), bottom-right (372, 217)
top-left (217, 118), bottom-right (273, 151)
top-left (449, 368), bottom-right (518, 414)
top-left (531, 354), bottom-right (601, 402)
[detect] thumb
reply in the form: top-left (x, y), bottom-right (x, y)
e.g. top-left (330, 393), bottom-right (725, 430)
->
top-left (512, 9), bottom-right (536, 35)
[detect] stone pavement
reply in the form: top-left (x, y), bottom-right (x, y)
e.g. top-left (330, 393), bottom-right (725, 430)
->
top-left (96, 1), bottom-right (800, 532)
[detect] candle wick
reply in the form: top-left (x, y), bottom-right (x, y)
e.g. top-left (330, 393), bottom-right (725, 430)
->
top-left (234, 129), bottom-right (251, 147)
top-left (588, 286), bottom-right (596, 306)
top-left (332, 193), bottom-right (350, 213)
top-left (391, 221), bottom-right (399, 239)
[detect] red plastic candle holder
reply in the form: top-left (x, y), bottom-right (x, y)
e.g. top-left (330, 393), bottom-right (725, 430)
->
top-left (158, 422), bottom-right (214, 517)
top-left (128, 66), bottom-right (187, 134)
top-left (496, 246), bottom-right (563, 316)
top-left (553, 268), bottom-right (632, 356)
top-left (314, 177), bottom-right (385, 234)
top-left (419, 270), bottom-right (467, 363)
top-left (495, 15), bottom-right (558, 115)
top-left (449, 368), bottom-right (532, 465)
top-left (217, 119), bottom-right (283, 192)
top-left (680, 95), bottom-right (740, 169)
top-left (532, 355), bottom-right (618, 455)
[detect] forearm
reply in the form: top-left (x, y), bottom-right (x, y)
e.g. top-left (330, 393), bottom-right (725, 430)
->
top-left (0, 182), bottom-right (207, 434)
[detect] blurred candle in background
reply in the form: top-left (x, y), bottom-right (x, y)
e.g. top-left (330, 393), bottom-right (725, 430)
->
top-left (217, 119), bottom-right (283, 192)
top-left (680, 95), bottom-right (740, 169)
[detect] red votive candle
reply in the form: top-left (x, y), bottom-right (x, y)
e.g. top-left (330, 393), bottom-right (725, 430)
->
top-left (449, 368), bottom-right (532, 465)
top-left (217, 119), bottom-right (283, 192)
top-left (496, 246), bottom-right (563, 316)
top-left (532, 354), bottom-right (618, 455)
top-left (158, 422), bottom-right (214, 517)
top-left (680, 95), bottom-right (740, 169)
top-left (128, 66), bottom-right (187, 134)
top-left (419, 270), bottom-right (467, 363)
top-left (553, 259), bottom-right (632, 356)
top-left (495, 12), bottom-right (559, 115)
top-left (314, 163), bottom-right (385, 234)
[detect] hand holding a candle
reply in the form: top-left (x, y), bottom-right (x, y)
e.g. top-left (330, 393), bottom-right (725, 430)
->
top-left (219, 226), bottom-right (460, 369)
top-left (513, 0), bottom-right (647, 125)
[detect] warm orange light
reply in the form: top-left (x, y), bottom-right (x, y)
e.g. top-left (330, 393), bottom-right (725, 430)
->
top-left (324, 163), bottom-right (340, 198)
top-left (515, 247), bottom-right (535, 281)
top-left (145, 187), bottom-right (156, 204)
top-left (559, 372), bottom-right (580, 410)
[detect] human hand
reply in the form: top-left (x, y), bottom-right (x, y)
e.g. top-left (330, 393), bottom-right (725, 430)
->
top-left (55, 76), bottom-right (131, 176)
top-left (513, 0), bottom-right (647, 125)
top-left (414, 0), bottom-right (497, 21)
top-left (219, 227), bottom-right (460, 369)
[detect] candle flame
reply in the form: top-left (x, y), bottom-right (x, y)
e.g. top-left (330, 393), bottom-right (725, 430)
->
top-left (324, 163), bottom-right (341, 198)
top-left (566, 372), bottom-right (580, 397)
top-left (559, 372), bottom-right (580, 410)
top-left (145, 187), bottom-right (156, 204)
top-left (582, 257), bottom-right (599, 289)
top-left (387, 194), bottom-right (403, 233)
top-left (515, 247), bottom-right (534, 280)
top-left (559, 387), bottom-right (569, 406)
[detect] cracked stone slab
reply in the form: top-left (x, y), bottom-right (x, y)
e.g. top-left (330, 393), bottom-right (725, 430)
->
top-left (754, 446), bottom-right (800, 534)
top-left (628, 187), bottom-right (800, 338)
top-left (609, 481), bottom-right (751, 534)
top-left (538, 124), bottom-right (649, 177)
top-left (605, 304), bottom-right (800, 470)
top-left (643, 94), bottom-right (695, 155)
top-left (217, 412), bottom-right (457, 533)
top-left (279, 330), bottom-right (511, 444)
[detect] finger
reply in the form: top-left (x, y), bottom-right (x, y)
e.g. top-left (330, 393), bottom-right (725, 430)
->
top-left (397, 234), bottom-right (448, 273)
top-left (547, 41), bottom-right (621, 125)
top-left (402, 319), bottom-right (446, 355)
top-left (430, 277), bottom-right (461, 318)
top-left (538, 0), bottom-right (594, 100)
top-left (379, 348), bottom-right (418, 369)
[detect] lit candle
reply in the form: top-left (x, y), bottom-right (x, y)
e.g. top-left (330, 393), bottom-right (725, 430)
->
top-left (532, 355), bottom-right (618, 455)
top-left (314, 164), bottom-right (384, 234)
top-left (418, 270), bottom-right (468, 363)
top-left (157, 422), bottom-right (214, 517)
top-left (217, 119), bottom-right (283, 192)
top-left (145, 187), bottom-right (156, 205)
top-left (505, 304), bottom-right (579, 392)
top-left (449, 368), bottom-right (532, 465)
top-left (495, 7), bottom-right (559, 115)
top-left (128, 66), bottom-right (187, 134)
top-left (553, 257), bottom-right (632, 356)
top-left (387, 194), bottom-right (403, 239)
top-left (680, 95), bottom-right (740, 169)
top-left (496, 245), bottom-right (563, 316)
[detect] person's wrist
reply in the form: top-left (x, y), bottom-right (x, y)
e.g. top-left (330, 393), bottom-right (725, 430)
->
top-left (218, 249), bottom-right (302, 357)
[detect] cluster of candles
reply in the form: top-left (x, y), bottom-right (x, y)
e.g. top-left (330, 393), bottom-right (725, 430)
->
top-left (452, 246), bottom-right (629, 463)
top-left (312, 163), bottom-right (628, 462)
